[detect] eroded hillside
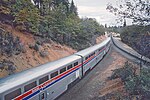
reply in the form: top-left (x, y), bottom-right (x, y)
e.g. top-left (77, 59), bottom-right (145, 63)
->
top-left (0, 23), bottom-right (76, 78)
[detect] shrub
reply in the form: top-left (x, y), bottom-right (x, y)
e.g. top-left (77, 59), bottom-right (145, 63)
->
top-left (109, 61), bottom-right (134, 82)
top-left (125, 68), bottom-right (150, 99)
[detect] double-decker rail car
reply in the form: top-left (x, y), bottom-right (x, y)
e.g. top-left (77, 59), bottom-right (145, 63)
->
top-left (94, 37), bottom-right (111, 63)
top-left (75, 37), bottom-right (111, 74)
top-left (0, 55), bottom-right (82, 100)
top-left (104, 38), bottom-right (111, 53)
top-left (0, 37), bottom-right (111, 100)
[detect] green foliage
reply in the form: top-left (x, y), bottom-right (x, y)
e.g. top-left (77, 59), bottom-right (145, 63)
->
top-left (0, 5), bottom-right (10, 14)
top-left (110, 61), bottom-right (150, 99)
top-left (125, 68), bottom-right (150, 98)
top-left (12, 0), bottom-right (41, 33)
top-left (69, 0), bottom-right (78, 15)
top-left (66, 18), bottom-right (105, 50)
top-left (109, 61), bottom-right (134, 81)
top-left (0, 0), bottom-right (105, 50)
top-left (120, 25), bottom-right (150, 58)
top-left (0, 0), bottom-right (15, 23)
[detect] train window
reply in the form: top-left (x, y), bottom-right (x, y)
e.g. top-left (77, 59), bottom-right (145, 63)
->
top-left (24, 81), bottom-right (37, 92)
top-left (94, 52), bottom-right (95, 55)
top-left (67, 64), bottom-right (72, 70)
top-left (60, 67), bottom-right (66, 74)
top-left (51, 71), bottom-right (58, 78)
top-left (99, 48), bottom-right (102, 51)
top-left (39, 76), bottom-right (49, 85)
top-left (74, 62), bottom-right (78, 66)
top-left (5, 88), bottom-right (21, 100)
top-left (93, 52), bottom-right (95, 55)
top-left (85, 57), bottom-right (88, 60)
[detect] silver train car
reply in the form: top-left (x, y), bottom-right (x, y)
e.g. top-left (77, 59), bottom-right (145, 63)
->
top-left (0, 37), bottom-right (111, 100)
top-left (75, 37), bottom-right (111, 74)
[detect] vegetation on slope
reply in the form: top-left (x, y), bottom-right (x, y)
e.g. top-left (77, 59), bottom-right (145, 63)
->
top-left (119, 25), bottom-right (150, 59)
top-left (113, 62), bottom-right (150, 100)
top-left (0, 0), bottom-right (105, 50)
top-left (101, 61), bottom-right (150, 100)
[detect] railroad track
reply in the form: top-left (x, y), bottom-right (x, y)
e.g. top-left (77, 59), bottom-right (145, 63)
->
top-left (111, 36), bottom-right (150, 66)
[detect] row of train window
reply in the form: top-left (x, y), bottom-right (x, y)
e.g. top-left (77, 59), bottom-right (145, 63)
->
top-left (4, 61), bottom-right (79, 100)
top-left (85, 52), bottom-right (95, 60)
top-left (85, 45), bottom-right (108, 61)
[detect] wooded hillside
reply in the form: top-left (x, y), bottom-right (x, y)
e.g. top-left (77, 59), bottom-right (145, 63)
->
top-left (0, 0), bottom-right (105, 50)
top-left (0, 0), bottom-right (106, 78)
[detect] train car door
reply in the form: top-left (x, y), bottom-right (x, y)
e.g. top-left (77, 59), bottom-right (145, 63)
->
top-left (75, 55), bottom-right (84, 78)
top-left (40, 91), bottom-right (47, 100)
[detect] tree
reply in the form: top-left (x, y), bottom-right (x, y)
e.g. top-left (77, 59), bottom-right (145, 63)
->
top-left (106, 0), bottom-right (150, 25)
top-left (12, 0), bottom-right (41, 33)
top-left (53, 0), bottom-right (69, 12)
top-left (0, 0), bottom-right (15, 23)
top-left (69, 0), bottom-right (78, 16)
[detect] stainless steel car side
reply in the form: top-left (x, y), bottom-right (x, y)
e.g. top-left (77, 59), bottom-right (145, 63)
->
top-left (0, 37), bottom-right (111, 100)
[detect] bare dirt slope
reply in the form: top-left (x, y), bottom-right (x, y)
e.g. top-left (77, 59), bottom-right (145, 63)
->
top-left (96, 35), bottom-right (106, 44)
top-left (0, 24), bottom-right (76, 78)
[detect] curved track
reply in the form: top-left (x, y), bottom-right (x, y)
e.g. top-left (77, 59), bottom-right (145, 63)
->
top-left (111, 36), bottom-right (150, 67)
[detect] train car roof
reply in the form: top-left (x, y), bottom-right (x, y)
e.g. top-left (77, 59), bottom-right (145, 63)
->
top-left (75, 37), bottom-right (111, 57)
top-left (0, 55), bottom-right (81, 93)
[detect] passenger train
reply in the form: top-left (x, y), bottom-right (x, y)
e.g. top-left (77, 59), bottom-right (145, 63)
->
top-left (0, 37), bottom-right (111, 100)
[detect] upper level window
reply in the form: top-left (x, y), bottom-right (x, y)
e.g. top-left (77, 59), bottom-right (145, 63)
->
top-left (51, 71), bottom-right (58, 78)
top-left (60, 67), bottom-right (66, 74)
top-left (74, 62), bottom-right (78, 66)
top-left (67, 64), bottom-right (73, 70)
top-left (85, 57), bottom-right (88, 60)
top-left (5, 88), bottom-right (21, 100)
top-left (24, 81), bottom-right (37, 92)
top-left (39, 76), bottom-right (49, 84)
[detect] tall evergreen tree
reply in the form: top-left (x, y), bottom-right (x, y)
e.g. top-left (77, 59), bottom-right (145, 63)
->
top-left (54, 0), bottom-right (69, 12)
top-left (69, 0), bottom-right (78, 15)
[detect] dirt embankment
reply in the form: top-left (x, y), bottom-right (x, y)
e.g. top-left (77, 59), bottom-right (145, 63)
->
top-left (99, 51), bottom-right (127, 96)
top-left (0, 24), bottom-right (76, 78)
top-left (99, 51), bottom-right (139, 100)
top-left (96, 35), bottom-right (106, 44)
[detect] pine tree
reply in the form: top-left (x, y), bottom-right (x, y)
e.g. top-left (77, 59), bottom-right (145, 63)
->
top-left (13, 0), bottom-right (40, 33)
top-left (69, 0), bottom-right (78, 16)
top-left (54, 0), bottom-right (69, 12)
